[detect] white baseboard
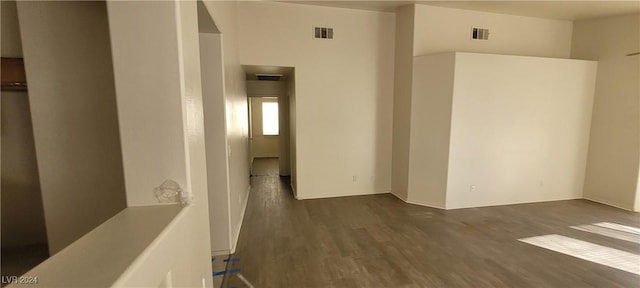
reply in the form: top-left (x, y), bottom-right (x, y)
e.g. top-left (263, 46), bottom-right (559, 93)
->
top-left (406, 198), bottom-right (446, 210)
top-left (291, 184), bottom-right (297, 199)
top-left (296, 190), bottom-right (388, 200)
top-left (390, 191), bottom-right (446, 209)
top-left (230, 185), bottom-right (251, 254)
top-left (211, 250), bottom-right (230, 256)
top-left (446, 196), bottom-right (584, 210)
top-left (393, 193), bottom-right (633, 211)
top-left (390, 190), bottom-right (408, 202)
top-left (583, 196), bottom-right (634, 211)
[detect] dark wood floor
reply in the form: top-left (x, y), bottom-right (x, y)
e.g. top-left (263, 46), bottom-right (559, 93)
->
top-left (250, 157), bottom-right (280, 176)
top-left (225, 159), bottom-right (640, 287)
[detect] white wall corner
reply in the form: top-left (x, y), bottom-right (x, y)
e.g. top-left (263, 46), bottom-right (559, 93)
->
top-left (231, 185), bottom-right (251, 254)
top-left (390, 190), bottom-right (408, 202)
top-left (583, 196), bottom-right (635, 212)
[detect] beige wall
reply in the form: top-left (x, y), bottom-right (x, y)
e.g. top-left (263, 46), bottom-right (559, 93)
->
top-left (1, 0), bottom-right (22, 57)
top-left (407, 53), bottom-right (455, 208)
top-left (413, 4), bottom-right (573, 58)
top-left (250, 97), bottom-right (279, 158)
top-left (1, 93), bottom-right (47, 247)
top-left (200, 31), bottom-right (232, 254)
top-left (1, 0), bottom-right (48, 248)
top-left (278, 83), bottom-right (291, 176)
top-left (637, 165), bottom-right (640, 211)
top-left (203, 0), bottom-right (251, 252)
top-left (238, 1), bottom-right (395, 199)
top-left (106, 1), bottom-right (213, 286)
top-left (17, 1), bottom-right (127, 254)
top-left (408, 53), bottom-right (597, 209)
top-left (391, 5), bottom-right (415, 200)
top-left (288, 73), bottom-right (298, 194)
top-left (572, 13), bottom-right (640, 211)
top-left (246, 80), bottom-right (286, 97)
top-left (392, 4), bottom-right (575, 202)
top-left (107, 1), bottom-right (188, 206)
top-left (446, 53), bottom-right (596, 209)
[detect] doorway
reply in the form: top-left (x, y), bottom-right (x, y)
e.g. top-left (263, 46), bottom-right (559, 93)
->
top-left (244, 66), bottom-right (295, 188)
top-left (249, 97), bottom-right (279, 176)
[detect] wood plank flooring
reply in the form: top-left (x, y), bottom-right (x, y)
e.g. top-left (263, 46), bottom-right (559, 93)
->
top-left (224, 159), bottom-right (640, 287)
top-left (250, 157), bottom-right (280, 176)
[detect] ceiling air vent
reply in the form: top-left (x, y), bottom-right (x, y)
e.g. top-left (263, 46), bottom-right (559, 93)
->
top-left (471, 27), bottom-right (489, 40)
top-left (313, 26), bottom-right (334, 39)
top-left (256, 74), bottom-right (282, 81)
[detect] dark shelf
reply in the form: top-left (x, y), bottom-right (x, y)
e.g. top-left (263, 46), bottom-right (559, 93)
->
top-left (1, 57), bottom-right (27, 91)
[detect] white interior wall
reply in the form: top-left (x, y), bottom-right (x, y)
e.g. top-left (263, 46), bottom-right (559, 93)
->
top-left (407, 53), bottom-right (455, 208)
top-left (200, 32), bottom-right (232, 254)
top-left (107, 1), bottom-right (212, 286)
top-left (164, 1), bottom-right (212, 284)
top-left (391, 5), bottom-right (415, 201)
top-left (1, 0), bottom-right (22, 57)
top-left (394, 4), bottom-right (579, 206)
top-left (637, 166), bottom-right (640, 211)
top-left (393, 4), bottom-right (574, 202)
top-left (571, 13), bottom-right (640, 211)
top-left (17, 1), bottom-right (127, 254)
top-left (238, 1), bottom-right (395, 199)
top-left (288, 73), bottom-right (298, 194)
top-left (278, 84), bottom-right (291, 176)
top-left (107, 1), bottom-right (188, 206)
top-left (250, 97), bottom-right (279, 159)
top-left (246, 80), bottom-right (286, 96)
top-left (413, 4), bottom-right (573, 58)
top-left (1, 0), bottom-right (47, 248)
top-left (446, 53), bottom-right (597, 209)
top-left (202, 0), bottom-right (251, 252)
top-left (1, 93), bottom-right (47, 247)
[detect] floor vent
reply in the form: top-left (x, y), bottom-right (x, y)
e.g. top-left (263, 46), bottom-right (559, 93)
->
top-left (471, 27), bottom-right (489, 40)
top-left (314, 26), bottom-right (334, 39)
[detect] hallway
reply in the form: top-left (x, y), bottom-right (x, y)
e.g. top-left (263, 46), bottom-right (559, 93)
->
top-left (224, 159), bottom-right (640, 287)
top-left (250, 157), bottom-right (280, 176)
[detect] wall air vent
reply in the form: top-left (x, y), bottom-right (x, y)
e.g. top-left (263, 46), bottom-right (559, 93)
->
top-left (256, 74), bottom-right (282, 81)
top-left (313, 26), bottom-right (334, 39)
top-left (471, 27), bottom-right (490, 40)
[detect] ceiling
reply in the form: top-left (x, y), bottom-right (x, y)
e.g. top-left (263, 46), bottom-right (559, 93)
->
top-left (280, 1), bottom-right (640, 21)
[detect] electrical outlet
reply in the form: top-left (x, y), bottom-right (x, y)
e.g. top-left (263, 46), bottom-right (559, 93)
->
top-left (470, 185), bottom-right (477, 192)
top-left (352, 175), bottom-right (357, 182)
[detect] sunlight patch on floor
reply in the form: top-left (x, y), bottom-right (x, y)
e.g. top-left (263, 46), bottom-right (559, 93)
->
top-left (571, 224), bottom-right (640, 244)
top-left (519, 234), bottom-right (640, 275)
top-left (593, 222), bottom-right (640, 235)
